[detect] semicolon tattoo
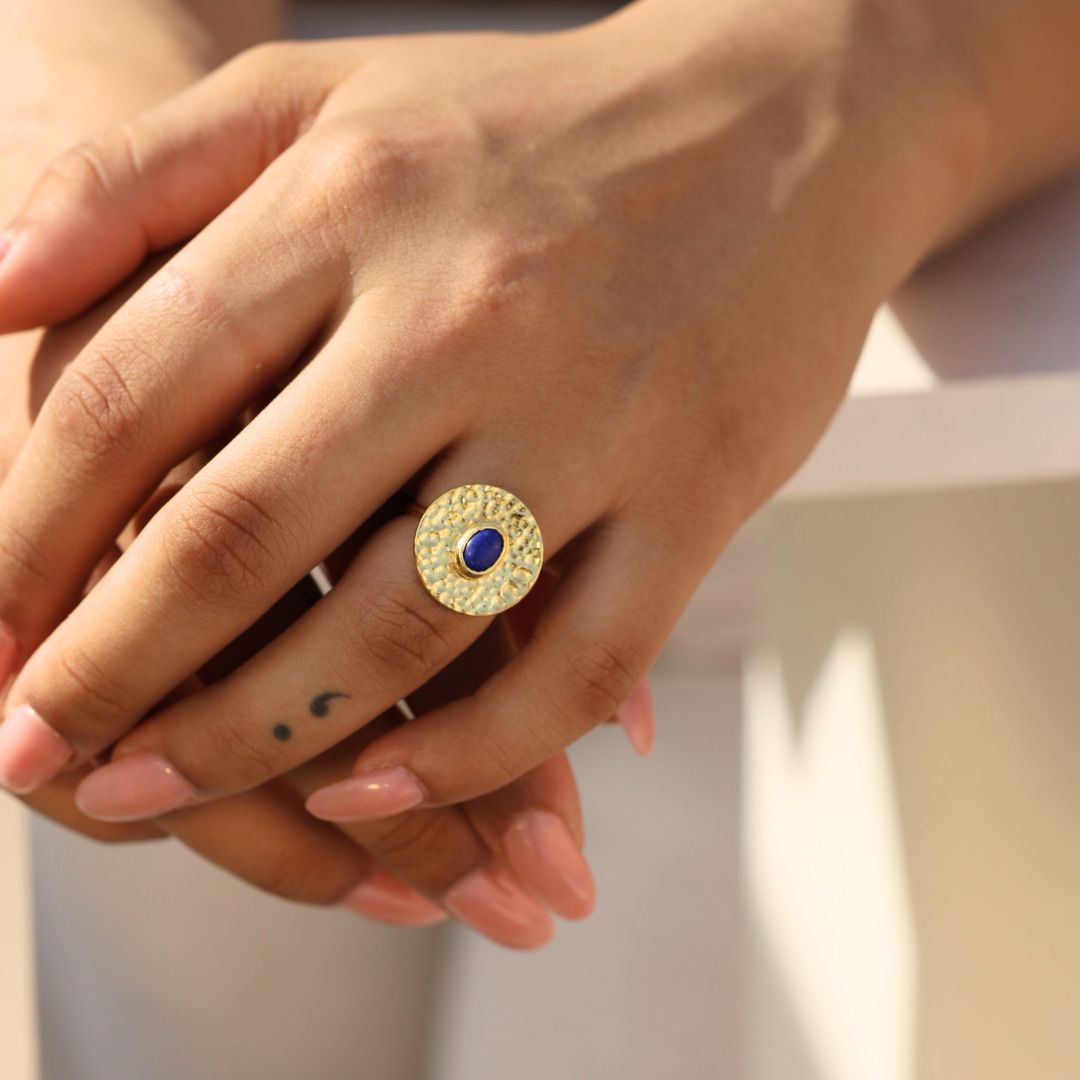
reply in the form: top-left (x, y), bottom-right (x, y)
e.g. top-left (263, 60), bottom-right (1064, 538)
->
top-left (309, 691), bottom-right (351, 718)
top-left (272, 723), bottom-right (292, 742)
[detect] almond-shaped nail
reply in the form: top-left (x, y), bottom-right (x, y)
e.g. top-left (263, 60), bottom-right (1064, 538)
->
top-left (445, 865), bottom-right (555, 950)
top-left (617, 678), bottom-right (656, 757)
top-left (504, 810), bottom-right (596, 920)
top-left (343, 868), bottom-right (447, 927)
top-left (75, 751), bottom-right (197, 821)
top-left (0, 704), bottom-right (72, 794)
top-left (306, 767), bottom-right (424, 822)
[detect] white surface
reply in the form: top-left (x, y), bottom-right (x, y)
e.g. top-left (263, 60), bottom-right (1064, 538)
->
top-left (427, 673), bottom-right (741, 1080)
top-left (789, 174), bottom-right (1080, 498)
top-left (29, 669), bottom-right (740, 1080)
top-left (745, 633), bottom-right (915, 1080)
top-left (746, 483), bottom-right (1080, 1080)
top-left (0, 798), bottom-right (38, 1080)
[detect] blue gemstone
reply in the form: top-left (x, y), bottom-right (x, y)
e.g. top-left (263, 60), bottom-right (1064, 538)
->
top-left (462, 528), bottom-right (504, 573)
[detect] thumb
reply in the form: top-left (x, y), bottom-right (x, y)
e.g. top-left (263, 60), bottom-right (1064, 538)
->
top-left (0, 42), bottom-right (328, 332)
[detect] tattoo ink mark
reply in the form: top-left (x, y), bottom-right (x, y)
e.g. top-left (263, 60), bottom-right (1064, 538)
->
top-left (272, 723), bottom-right (292, 742)
top-left (310, 691), bottom-right (351, 718)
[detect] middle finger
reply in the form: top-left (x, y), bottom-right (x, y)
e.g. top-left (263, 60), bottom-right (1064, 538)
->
top-left (0, 304), bottom-right (462, 789)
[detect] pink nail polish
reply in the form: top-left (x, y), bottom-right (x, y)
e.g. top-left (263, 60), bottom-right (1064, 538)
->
top-left (75, 751), bottom-right (197, 821)
top-left (0, 622), bottom-right (17, 691)
top-left (343, 868), bottom-right (447, 927)
top-left (504, 810), bottom-right (596, 920)
top-left (445, 865), bottom-right (555, 950)
top-left (0, 704), bottom-right (72, 794)
top-left (617, 678), bottom-right (656, 757)
top-left (306, 767), bottom-right (425, 823)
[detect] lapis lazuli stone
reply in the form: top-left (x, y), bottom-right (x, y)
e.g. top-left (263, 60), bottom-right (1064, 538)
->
top-left (462, 528), bottom-right (504, 573)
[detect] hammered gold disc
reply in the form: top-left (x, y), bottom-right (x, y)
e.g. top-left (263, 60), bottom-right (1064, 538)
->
top-left (414, 484), bottom-right (544, 616)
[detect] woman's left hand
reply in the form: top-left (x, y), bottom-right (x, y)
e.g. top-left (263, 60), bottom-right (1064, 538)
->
top-left (0, 6), bottom-right (954, 825)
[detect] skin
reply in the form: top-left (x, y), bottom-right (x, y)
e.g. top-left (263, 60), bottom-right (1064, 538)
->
top-left (1, 0), bottom-right (1079, 940)
top-left (0, 0), bottom-right (615, 950)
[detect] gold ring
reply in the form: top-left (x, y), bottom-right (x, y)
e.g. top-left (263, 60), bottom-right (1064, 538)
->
top-left (413, 483), bottom-right (544, 616)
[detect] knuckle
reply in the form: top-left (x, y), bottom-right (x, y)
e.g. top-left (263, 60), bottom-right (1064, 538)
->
top-left (456, 237), bottom-right (557, 322)
top-left (561, 638), bottom-right (639, 725)
top-left (0, 516), bottom-right (51, 590)
top-left (467, 725), bottom-right (529, 790)
top-left (353, 584), bottom-right (459, 685)
top-left (46, 349), bottom-right (143, 460)
top-left (253, 844), bottom-right (348, 906)
top-left (197, 719), bottom-right (284, 790)
top-left (54, 645), bottom-right (136, 729)
top-left (163, 481), bottom-right (286, 603)
top-left (41, 124), bottom-right (140, 207)
top-left (367, 810), bottom-right (461, 879)
top-left (305, 126), bottom-right (419, 217)
top-left (146, 264), bottom-right (279, 384)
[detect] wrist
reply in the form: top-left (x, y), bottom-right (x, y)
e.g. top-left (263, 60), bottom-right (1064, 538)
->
top-left (580, 0), bottom-right (991, 286)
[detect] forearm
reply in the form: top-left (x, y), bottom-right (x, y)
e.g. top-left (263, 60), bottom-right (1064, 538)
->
top-left (0, 0), bottom-right (282, 456)
top-left (926, 0), bottom-right (1080, 232)
top-left (0, 0), bottom-right (283, 174)
top-left (597, 0), bottom-right (1080, 272)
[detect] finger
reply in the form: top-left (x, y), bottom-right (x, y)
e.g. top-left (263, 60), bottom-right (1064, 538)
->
top-left (156, 779), bottom-right (374, 908)
top-left (290, 728), bottom-right (557, 948)
top-left (306, 516), bottom-right (686, 814)
top-left (0, 42), bottom-right (331, 331)
top-left (379, 619), bottom-right (594, 921)
top-left (465, 752), bottom-right (595, 920)
top-left (0, 331), bottom-right (462, 789)
top-left (0, 159), bottom-right (345, 674)
top-left (60, 442), bottom-right (593, 814)
top-left (16, 764), bottom-right (163, 844)
top-left (339, 865), bottom-right (449, 929)
top-left (503, 551), bottom-right (654, 755)
top-left (64, 515), bottom-right (495, 814)
top-left (615, 677), bottom-right (656, 757)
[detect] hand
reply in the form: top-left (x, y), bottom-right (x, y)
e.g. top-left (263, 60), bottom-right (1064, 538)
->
top-left (6, 198), bottom-right (649, 958)
top-left (0, 0), bottom-right (640, 952)
top-left (0, 7), bottom-right (949, 862)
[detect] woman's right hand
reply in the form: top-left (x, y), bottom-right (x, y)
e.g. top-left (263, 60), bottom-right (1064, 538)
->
top-left (7, 289), bottom-right (654, 948)
top-left (0, 0), bottom-right (657, 948)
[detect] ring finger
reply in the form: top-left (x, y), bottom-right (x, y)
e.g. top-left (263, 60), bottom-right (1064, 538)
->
top-left (60, 437), bottom-right (597, 814)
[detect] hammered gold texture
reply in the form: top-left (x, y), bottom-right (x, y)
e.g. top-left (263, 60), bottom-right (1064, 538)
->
top-left (414, 484), bottom-right (544, 616)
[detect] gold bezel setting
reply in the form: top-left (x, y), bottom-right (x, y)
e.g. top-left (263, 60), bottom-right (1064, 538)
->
top-left (453, 525), bottom-right (508, 579)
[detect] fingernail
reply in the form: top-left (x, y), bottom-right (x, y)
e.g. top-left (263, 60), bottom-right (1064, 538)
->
top-left (0, 704), bottom-right (72, 794)
top-left (504, 810), bottom-right (596, 920)
top-left (75, 750), bottom-right (197, 821)
top-left (617, 678), bottom-right (656, 757)
top-left (445, 865), bottom-right (555, 950)
top-left (306, 767), bottom-right (425, 822)
top-left (343, 868), bottom-right (447, 927)
top-left (0, 622), bottom-right (18, 691)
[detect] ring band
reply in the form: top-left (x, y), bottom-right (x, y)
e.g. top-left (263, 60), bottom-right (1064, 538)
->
top-left (413, 483), bottom-right (544, 616)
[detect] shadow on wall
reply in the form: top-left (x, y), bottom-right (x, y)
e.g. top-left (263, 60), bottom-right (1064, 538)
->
top-left (748, 480), bottom-right (1080, 1080)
